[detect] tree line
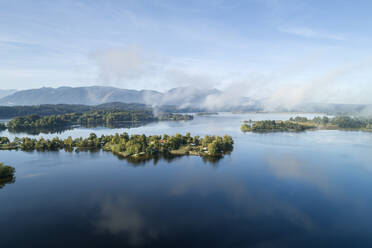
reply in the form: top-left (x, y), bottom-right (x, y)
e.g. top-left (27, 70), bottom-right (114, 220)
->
top-left (241, 120), bottom-right (314, 132)
top-left (289, 116), bottom-right (372, 129)
top-left (0, 102), bottom-right (152, 118)
top-left (241, 116), bottom-right (372, 132)
top-left (4, 111), bottom-right (193, 133)
top-left (0, 132), bottom-right (233, 158)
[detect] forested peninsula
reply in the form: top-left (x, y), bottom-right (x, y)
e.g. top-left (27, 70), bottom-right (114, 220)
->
top-left (0, 133), bottom-right (234, 159)
top-left (0, 102), bottom-right (150, 118)
top-left (0, 103), bottom-right (193, 134)
top-left (241, 116), bottom-right (372, 132)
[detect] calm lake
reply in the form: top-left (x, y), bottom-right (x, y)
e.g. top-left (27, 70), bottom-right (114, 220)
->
top-left (1, 113), bottom-right (372, 247)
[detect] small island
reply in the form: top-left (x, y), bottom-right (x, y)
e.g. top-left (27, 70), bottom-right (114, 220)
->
top-left (196, 112), bottom-right (218, 116)
top-left (0, 133), bottom-right (234, 160)
top-left (241, 116), bottom-right (372, 133)
top-left (157, 113), bottom-right (194, 121)
top-left (241, 120), bottom-right (315, 132)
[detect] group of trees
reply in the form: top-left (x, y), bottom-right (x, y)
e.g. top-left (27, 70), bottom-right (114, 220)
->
top-left (0, 162), bottom-right (15, 180)
top-left (0, 102), bottom-right (152, 118)
top-left (242, 116), bottom-right (372, 133)
top-left (241, 120), bottom-right (314, 132)
top-left (157, 113), bottom-right (194, 121)
top-left (204, 135), bottom-right (234, 156)
top-left (291, 116), bottom-right (372, 129)
top-left (196, 112), bottom-right (218, 116)
top-left (0, 132), bottom-right (234, 158)
top-left (0, 102), bottom-right (194, 134)
top-left (5, 110), bottom-right (193, 132)
top-left (7, 114), bottom-right (71, 131)
top-left (105, 133), bottom-right (233, 157)
top-left (327, 116), bottom-right (372, 129)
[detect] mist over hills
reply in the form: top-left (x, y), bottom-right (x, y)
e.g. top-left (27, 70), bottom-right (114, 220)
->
top-left (0, 89), bottom-right (17, 99)
top-left (0, 86), bottom-right (161, 106)
top-left (0, 86), bottom-right (255, 111)
top-left (0, 86), bottom-right (369, 114)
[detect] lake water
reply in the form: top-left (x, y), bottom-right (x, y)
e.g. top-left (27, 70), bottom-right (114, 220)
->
top-left (1, 113), bottom-right (372, 247)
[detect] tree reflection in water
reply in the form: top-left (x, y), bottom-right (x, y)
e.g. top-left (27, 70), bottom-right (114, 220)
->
top-left (0, 177), bottom-right (15, 189)
top-left (113, 153), bottom-right (225, 167)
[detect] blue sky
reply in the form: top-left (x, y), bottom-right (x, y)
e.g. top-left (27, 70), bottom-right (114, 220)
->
top-left (1, 0), bottom-right (372, 104)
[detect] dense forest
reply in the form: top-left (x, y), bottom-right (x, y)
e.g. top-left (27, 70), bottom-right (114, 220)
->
top-left (241, 120), bottom-right (314, 132)
top-left (0, 133), bottom-right (233, 158)
top-left (4, 110), bottom-right (193, 133)
top-left (241, 116), bottom-right (372, 132)
top-left (0, 123), bottom-right (6, 131)
top-left (307, 116), bottom-right (372, 129)
top-left (0, 102), bottom-right (211, 119)
top-left (0, 102), bottom-right (152, 118)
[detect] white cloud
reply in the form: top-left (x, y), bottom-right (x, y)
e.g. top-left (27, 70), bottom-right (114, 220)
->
top-left (279, 27), bottom-right (347, 41)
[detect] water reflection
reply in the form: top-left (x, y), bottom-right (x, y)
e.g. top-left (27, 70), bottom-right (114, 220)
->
top-left (115, 153), bottom-right (225, 166)
top-left (265, 154), bottom-right (332, 194)
top-left (1, 114), bottom-right (372, 247)
top-left (94, 196), bottom-right (157, 245)
top-left (90, 177), bottom-right (317, 247)
top-left (7, 126), bottom-right (74, 135)
top-left (0, 177), bottom-right (15, 189)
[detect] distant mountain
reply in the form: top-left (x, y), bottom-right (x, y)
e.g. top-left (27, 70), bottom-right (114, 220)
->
top-left (0, 86), bottom-right (161, 106)
top-left (0, 85), bottom-right (258, 111)
top-left (0, 86), bottom-right (246, 109)
top-left (0, 89), bottom-right (17, 99)
top-left (0, 86), bottom-right (367, 114)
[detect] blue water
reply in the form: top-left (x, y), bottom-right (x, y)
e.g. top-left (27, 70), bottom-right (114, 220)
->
top-left (1, 113), bottom-right (372, 247)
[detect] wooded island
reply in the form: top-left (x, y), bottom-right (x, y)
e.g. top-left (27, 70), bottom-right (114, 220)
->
top-left (0, 133), bottom-right (234, 159)
top-left (241, 116), bottom-right (372, 132)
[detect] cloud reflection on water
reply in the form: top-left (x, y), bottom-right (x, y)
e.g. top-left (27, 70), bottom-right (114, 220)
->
top-left (266, 154), bottom-right (332, 195)
top-left (93, 196), bottom-right (158, 245)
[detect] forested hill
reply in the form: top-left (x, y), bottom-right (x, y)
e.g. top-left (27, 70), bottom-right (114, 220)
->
top-left (0, 102), bottom-right (151, 118)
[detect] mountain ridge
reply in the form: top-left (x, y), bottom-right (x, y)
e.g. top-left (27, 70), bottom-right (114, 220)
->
top-left (0, 86), bottom-right (228, 109)
top-left (0, 89), bottom-right (17, 99)
top-left (0, 86), bottom-right (162, 106)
